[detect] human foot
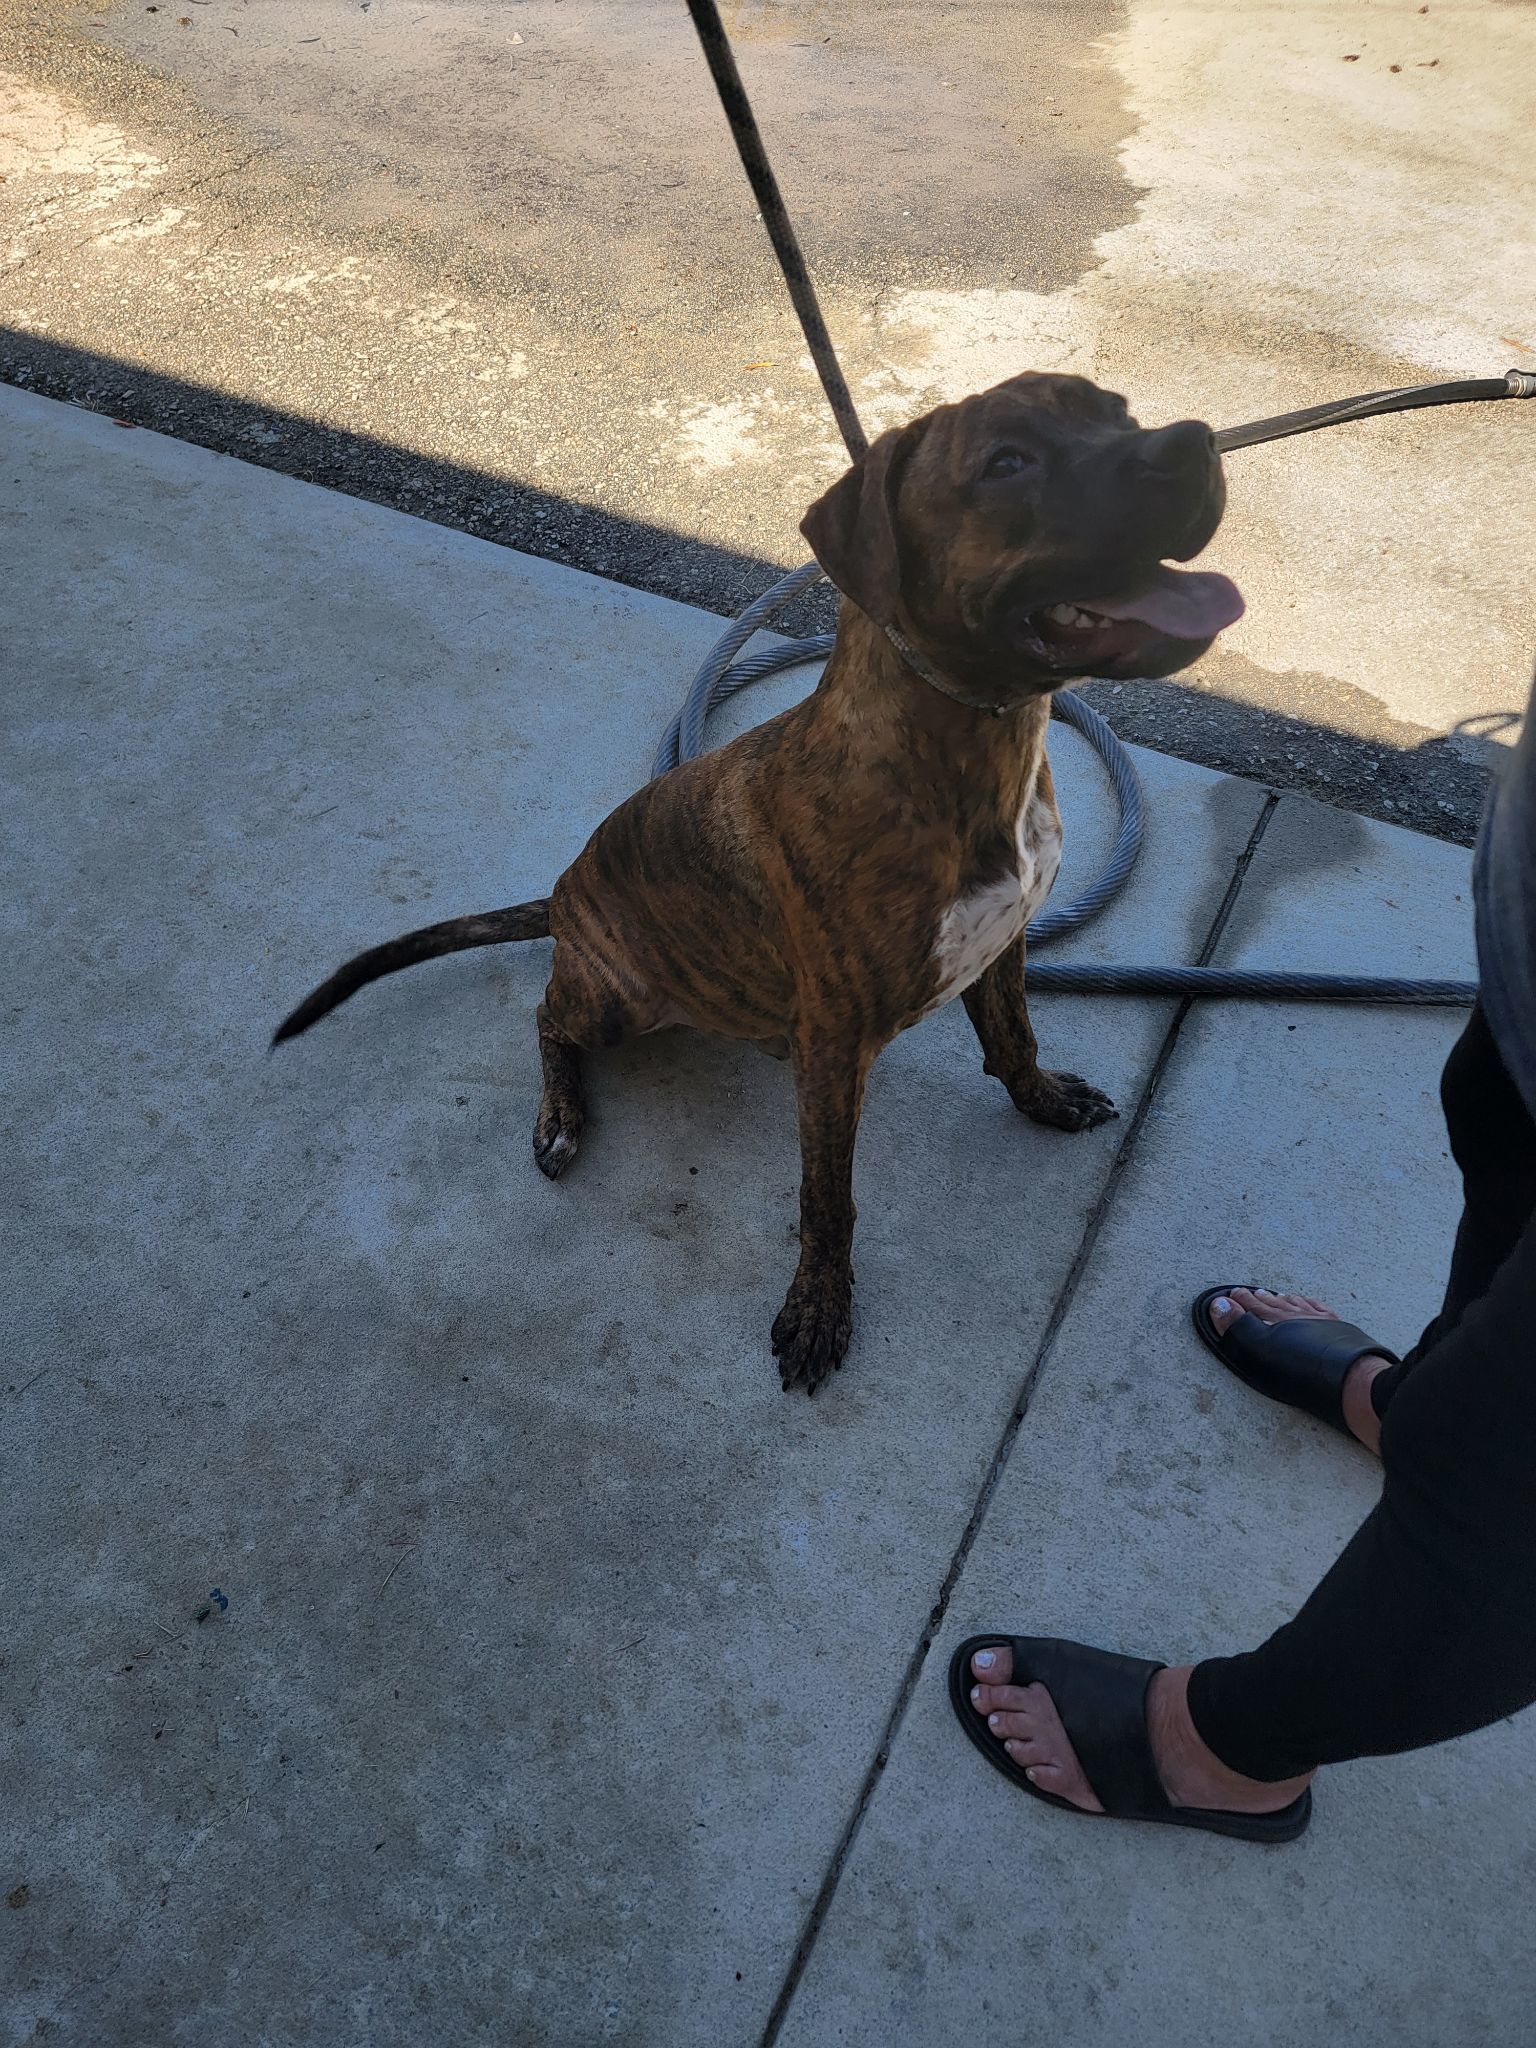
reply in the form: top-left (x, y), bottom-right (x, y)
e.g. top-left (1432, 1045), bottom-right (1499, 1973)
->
top-left (1208, 1287), bottom-right (1392, 1452)
top-left (966, 1644), bottom-right (1313, 1819)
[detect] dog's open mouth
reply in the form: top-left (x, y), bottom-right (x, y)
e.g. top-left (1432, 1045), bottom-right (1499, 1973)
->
top-left (1023, 564), bottom-right (1244, 669)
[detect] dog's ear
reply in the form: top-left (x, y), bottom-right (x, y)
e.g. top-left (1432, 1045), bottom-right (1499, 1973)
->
top-left (799, 422), bottom-right (921, 627)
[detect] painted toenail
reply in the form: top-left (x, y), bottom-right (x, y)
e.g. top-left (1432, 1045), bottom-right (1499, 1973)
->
top-left (974, 1650), bottom-right (995, 1670)
top-left (971, 1687), bottom-right (981, 1704)
top-left (1213, 1297), bottom-right (1231, 1315)
top-left (1024, 1767), bottom-right (1037, 1782)
top-left (988, 1714), bottom-right (1001, 1729)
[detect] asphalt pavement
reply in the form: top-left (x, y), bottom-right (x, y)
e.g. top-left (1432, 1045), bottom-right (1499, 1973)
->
top-left (1, 0), bottom-right (1533, 843)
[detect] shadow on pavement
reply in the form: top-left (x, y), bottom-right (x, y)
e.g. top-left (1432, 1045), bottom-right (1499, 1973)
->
top-left (2, 329), bottom-right (1504, 847)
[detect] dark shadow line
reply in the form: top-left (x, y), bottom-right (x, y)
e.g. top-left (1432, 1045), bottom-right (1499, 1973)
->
top-left (0, 326), bottom-right (841, 637)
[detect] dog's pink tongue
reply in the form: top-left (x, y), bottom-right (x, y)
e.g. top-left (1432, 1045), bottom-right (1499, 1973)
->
top-left (1091, 567), bottom-right (1244, 639)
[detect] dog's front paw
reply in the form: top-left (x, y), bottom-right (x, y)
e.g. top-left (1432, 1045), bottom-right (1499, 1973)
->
top-left (772, 1267), bottom-right (853, 1396)
top-left (1017, 1069), bottom-right (1119, 1133)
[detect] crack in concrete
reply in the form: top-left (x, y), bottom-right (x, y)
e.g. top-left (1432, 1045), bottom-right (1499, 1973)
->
top-left (74, 145), bottom-right (266, 255)
top-left (758, 789), bottom-right (1282, 2048)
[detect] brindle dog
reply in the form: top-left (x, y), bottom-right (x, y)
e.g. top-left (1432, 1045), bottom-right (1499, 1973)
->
top-left (274, 372), bottom-right (1243, 1393)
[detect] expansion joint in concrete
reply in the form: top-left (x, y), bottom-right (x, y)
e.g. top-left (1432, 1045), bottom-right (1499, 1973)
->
top-left (757, 789), bottom-right (1281, 2048)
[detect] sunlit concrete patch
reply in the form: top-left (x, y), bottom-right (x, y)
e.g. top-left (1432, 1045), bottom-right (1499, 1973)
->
top-left (859, 286), bottom-right (1097, 423)
top-left (857, 0), bottom-right (1535, 749)
top-left (94, 201), bottom-right (185, 245)
top-left (0, 71), bottom-right (534, 423)
top-left (0, 68), bottom-right (165, 263)
top-left (257, 259), bottom-right (375, 299)
top-left (671, 393), bottom-right (767, 474)
top-left (657, 386), bottom-right (841, 479)
top-left (1107, 3), bottom-right (1529, 379)
top-left (0, 68), bottom-right (162, 187)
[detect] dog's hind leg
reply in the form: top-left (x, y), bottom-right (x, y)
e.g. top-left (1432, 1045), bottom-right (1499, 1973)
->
top-left (534, 1004), bottom-right (587, 1179)
top-left (532, 941), bottom-right (610, 1180)
top-left (532, 931), bottom-right (658, 1178)
top-left (962, 937), bottom-right (1118, 1133)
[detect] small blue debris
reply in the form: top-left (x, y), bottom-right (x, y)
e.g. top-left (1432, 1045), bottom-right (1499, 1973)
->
top-left (210, 1589), bottom-right (229, 1611)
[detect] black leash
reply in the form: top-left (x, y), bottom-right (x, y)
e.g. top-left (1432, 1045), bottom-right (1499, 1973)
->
top-left (684, 0), bottom-right (1535, 460)
top-left (683, 0), bottom-right (869, 463)
top-left (1216, 371), bottom-right (1536, 452)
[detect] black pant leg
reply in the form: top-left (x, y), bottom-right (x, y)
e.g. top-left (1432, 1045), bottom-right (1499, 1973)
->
top-left (1186, 1212), bottom-right (1536, 1780)
top-left (1370, 1004), bottom-right (1536, 1416)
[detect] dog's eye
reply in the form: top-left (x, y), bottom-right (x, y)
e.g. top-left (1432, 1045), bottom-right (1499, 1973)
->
top-left (982, 446), bottom-right (1038, 480)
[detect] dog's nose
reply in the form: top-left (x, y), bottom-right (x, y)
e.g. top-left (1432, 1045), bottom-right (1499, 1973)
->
top-left (1134, 420), bottom-right (1217, 482)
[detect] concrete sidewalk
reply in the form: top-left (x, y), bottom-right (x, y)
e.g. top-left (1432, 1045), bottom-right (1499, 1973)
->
top-left (3, 388), bottom-right (1525, 2047)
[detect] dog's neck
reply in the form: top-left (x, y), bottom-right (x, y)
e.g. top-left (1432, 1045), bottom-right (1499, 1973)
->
top-left (818, 603), bottom-right (1052, 755)
top-left (882, 622), bottom-right (1021, 716)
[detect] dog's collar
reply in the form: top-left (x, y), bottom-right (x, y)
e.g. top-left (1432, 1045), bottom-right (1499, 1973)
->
top-left (882, 623), bottom-right (1022, 718)
top-left (812, 566), bottom-right (1024, 716)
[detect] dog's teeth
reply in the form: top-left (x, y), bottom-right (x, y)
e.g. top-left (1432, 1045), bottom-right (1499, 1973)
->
top-left (1045, 603), bottom-right (1078, 624)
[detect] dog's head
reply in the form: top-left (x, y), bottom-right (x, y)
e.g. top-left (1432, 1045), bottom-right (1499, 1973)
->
top-left (801, 371), bottom-right (1243, 694)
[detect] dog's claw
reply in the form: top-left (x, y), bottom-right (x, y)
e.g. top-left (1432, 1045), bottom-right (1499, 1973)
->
top-left (533, 1118), bottom-right (583, 1180)
top-left (1018, 1069), bottom-right (1118, 1133)
top-left (772, 1270), bottom-right (853, 1396)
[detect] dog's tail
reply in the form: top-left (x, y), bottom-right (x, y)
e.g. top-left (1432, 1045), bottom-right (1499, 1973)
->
top-left (271, 899), bottom-right (551, 1045)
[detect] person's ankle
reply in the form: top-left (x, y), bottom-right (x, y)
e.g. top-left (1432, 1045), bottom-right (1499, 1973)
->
top-left (1341, 1353), bottom-right (1392, 1453)
top-left (1147, 1667), bottom-right (1314, 1814)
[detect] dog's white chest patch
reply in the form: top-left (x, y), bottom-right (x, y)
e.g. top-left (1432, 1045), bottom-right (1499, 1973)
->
top-left (929, 788), bottom-right (1063, 1009)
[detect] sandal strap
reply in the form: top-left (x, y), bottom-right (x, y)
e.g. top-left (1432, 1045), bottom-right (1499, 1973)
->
top-left (1007, 1636), bottom-right (1170, 1821)
top-left (1218, 1311), bottom-right (1398, 1427)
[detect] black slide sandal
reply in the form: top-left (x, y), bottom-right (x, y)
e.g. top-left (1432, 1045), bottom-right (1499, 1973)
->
top-left (947, 1634), bottom-right (1311, 1844)
top-left (1191, 1286), bottom-right (1399, 1438)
